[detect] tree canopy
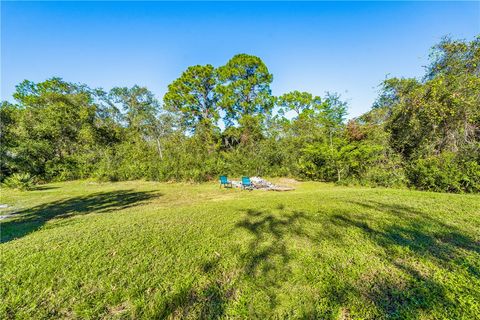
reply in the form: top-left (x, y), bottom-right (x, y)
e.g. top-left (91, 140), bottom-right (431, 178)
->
top-left (2, 36), bottom-right (479, 193)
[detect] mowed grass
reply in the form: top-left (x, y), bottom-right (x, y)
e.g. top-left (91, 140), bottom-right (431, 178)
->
top-left (1, 180), bottom-right (479, 319)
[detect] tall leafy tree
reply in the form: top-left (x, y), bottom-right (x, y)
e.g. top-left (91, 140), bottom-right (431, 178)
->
top-left (163, 64), bottom-right (219, 132)
top-left (108, 85), bottom-right (160, 135)
top-left (216, 54), bottom-right (274, 132)
top-left (11, 78), bottom-right (99, 180)
top-left (376, 36), bottom-right (480, 192)
top-left (103, 86), bottom-right (164, 179)
top-left (0, 102), bottom-right (20, 180)
top-left (382, 38), bottom-right (480, 160)
top-left (277, 91), bottom-right (318, 117)
top-left (426, 36), bottom-right (480, 79)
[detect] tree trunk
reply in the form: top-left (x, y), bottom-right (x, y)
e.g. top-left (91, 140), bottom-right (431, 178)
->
top-left (155, 138), bottom-right (163, 160)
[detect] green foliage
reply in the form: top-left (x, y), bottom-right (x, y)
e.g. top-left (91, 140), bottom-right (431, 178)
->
top-left (8, 78), bottom-right (107, 180)
top-left (217, 54), bottom-right (274, 125)
top-left (0, 102), bottom-right (20, 181)
top-left (277, 90), bottom-right (318, 116)
top-left (407, 153), bottom-right (480, 193)
top-left (2, 173), bottom-right (36, 191)
top-left (163, 64), bottom-right (219, 131)
top-left (1, 36), bottom-right (479, 193)
top-left (2, 181), bottom-right (479, 317)
top-left (376, 36), bottom-right (480, 192)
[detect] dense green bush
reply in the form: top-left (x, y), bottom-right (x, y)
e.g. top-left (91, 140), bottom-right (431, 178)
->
top-left (2, 173), bottom-right (36, 191)
top-left (362, 163), bottom-right (406, 188)
top-left (408, 153), bottom-right (480, 193)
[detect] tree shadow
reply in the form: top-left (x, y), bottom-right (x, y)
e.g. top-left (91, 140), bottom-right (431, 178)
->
top-left (147, 199), bottom-right (479, 318)
top-left (155, 254), bottom-right (234, 319)
top-left (156, 205), bottom-right (314, 319)
top-left (347, 200), bottom-right (480, 260)
top-left (330, 199), bottom-right (480, 318)
top-left (234, 206), bottom-right (312, 316)
top-left (31, 185), bottom-right (60, 191)
top-left (1, 189), bottom-right (161, 243)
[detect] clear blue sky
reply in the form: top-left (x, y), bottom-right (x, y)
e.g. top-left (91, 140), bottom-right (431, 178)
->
top-left (2, 1), bottom-right (479, 118)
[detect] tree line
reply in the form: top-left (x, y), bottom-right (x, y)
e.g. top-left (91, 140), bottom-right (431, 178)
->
top-left (1, 36), bottom-right (479, 192)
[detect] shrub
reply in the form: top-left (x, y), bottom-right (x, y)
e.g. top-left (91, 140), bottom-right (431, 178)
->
top-left (2, 173), bottom-right (36, 191)
top-left (407, 153), bottom-right (480, 193)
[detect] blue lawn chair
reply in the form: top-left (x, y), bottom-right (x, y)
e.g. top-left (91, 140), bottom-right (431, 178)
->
top-left (219, 175), bottom-right (232, 188)
top-left (241, 176), bottom-right (253, 190)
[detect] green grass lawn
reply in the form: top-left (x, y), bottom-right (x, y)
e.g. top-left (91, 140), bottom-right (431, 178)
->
top-left (1, 180), bottom-right (479, 319)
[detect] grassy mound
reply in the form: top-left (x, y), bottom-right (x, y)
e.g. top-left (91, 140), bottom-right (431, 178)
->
top-left (1, 181), bottom-right (479, 319)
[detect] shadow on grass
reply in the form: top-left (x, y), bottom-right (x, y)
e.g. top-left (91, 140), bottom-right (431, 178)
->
top-left (233, 206), bottom-right (315, 317)
top-left (31, 185), bottom-right (60, 191)
top-left (162, 200), bottom-right (479, 318)
top-left (156, 253), bottom-right (234, 319)
top-left (348, 200), bottom-right (480, 264)
top-left (1, 189), bottom-right (161, 243)
top-left (330, 199), bottom-right (480, 318)
top-left (157, 205), bottom-right (314, 319)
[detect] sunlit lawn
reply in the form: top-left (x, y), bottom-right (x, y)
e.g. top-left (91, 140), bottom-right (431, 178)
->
top-left (1, 180), bottom-right (479, 319)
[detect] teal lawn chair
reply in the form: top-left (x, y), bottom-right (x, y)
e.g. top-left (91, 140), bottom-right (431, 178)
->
top-left (219, 175), bottom-right (232, 188)
top-left (241, 176), bottom-right (253, 190)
